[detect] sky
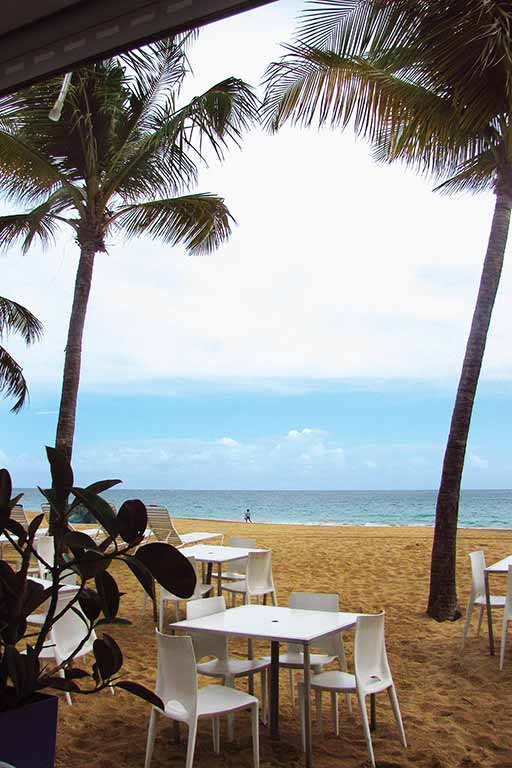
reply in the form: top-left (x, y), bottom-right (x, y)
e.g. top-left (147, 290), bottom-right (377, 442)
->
top-left (2, 0), bottom-right (512, 490)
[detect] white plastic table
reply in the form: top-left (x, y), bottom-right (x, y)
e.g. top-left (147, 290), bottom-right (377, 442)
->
top-left (178, 543), bottom-right (266, 595)
top-left (485, 554), bottom-right (512, 654)
top-left (178, 532), bottom-right (224, 547)
top-left (172, 603), bottom-right (359, 767)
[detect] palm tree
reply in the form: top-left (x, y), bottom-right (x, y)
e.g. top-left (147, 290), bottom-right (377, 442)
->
top-left (263, 0), bottom-right (512, 619)
top-left (0, 39), bottom-right (258, 460)
top-left (0, 296), bottom-right (42, 412)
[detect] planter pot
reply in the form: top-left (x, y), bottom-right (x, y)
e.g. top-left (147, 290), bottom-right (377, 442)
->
top-left (0, 693), bottom-right (58, 768)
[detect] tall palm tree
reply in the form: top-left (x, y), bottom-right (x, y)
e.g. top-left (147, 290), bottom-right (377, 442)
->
top-left (0, 39), bottom-right (258, 460)
top-left (0, 296), bottom-right (42, 412)
top-left (263, 0), bottom-right (512, 619)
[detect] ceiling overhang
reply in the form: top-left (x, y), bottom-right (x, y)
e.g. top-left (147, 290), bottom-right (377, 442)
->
top-left (0, 0), bottom-right (275, 96)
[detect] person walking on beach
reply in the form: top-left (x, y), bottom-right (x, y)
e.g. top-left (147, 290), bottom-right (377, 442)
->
top-left (244, 509), bottom-right (252, 523)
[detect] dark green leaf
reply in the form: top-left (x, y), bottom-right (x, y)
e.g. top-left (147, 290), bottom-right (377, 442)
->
top-left (21, 580), bottom-right (46, 617)
top-left (64, 531), bottom-right (98, 551)
top-left (117, 499), bottom-right (147, 543)
top-left (95, 616), bottom-right (131, 626)
top-left (93, 634), bottom-right (123, 680)
top-left (115, 680), bottom-right (163, 709)
top-left (73, 550), bottom-right (110, 581)
top-left (135, 542), bottom-right (196, 598)
top-left (4, 518), bottom-right (26, 543)
top-left (0, 468), bottom-right (12, 510)
top-left (72, 488), bottom-right (118, 538)
top-left (95, 570), bottom-right (120, 620)
top-left (79, 588), bottom-right (101, 623)
top-left (44, 676), bottom-right (80, 692)
top-left (121, 554), bottom-right (155, 599)
top-left (28, 512), bottom-right (44, 538)
top-left (65, 668), bottom-right (90, 679)
top-left (68, 479), bottom-right (121, 513)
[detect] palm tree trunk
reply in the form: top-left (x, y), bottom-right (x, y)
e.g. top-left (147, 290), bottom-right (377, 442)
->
top-left (427, 173), bottom-right (512, 621)
top-left (55, 246), bottom-right (96, 462)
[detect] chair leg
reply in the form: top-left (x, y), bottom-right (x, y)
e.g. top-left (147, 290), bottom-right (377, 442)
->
top-left (212, 717), bottom-right (220, 754)
top-left (226, 675), bottom-right (235, 741)
top-left (158, 598), bottom-right (164, 633)
top-left (461, 596), bottom-right (475, 649)
top-left (500, 615), bottom-right (509, 670)
top-left (289, 668), bottom-right (295, 707)
top-left (298, 682), bottom-right (306, 751)
top-left (185, 721), bottom-right (198, 768)
top-left (330, 692), bottom-right (339, 736)
top-left (261, 669), bottom-right (268, 725)
top-left (315, 689), bottom-right (322, 735)
top-left (357, 690), bottom-right (376, 768)
top-left (61, 668), bottom-right (73, 706)
top-left (387, 685), bottom-right (407, 747)
top-left (337, 642), bottom-right (352, 714)
top-left (144, 709), bottom-right (158, 768)
top-left (271, 589), bottom-right (278, 606)
top-left (251, 702), bottom-right (260, 768)
top-left (476, 605), bottom-right (485, 637)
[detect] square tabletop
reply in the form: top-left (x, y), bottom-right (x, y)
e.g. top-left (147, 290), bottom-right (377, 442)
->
top-left (486, 555), bottom-right (512, 573)
top-left (172, 603), bottom-right (359, 644)
top-left (179, 532), bottom-right (223, 546)
top-left (178, 543), bottom-right (266, 563)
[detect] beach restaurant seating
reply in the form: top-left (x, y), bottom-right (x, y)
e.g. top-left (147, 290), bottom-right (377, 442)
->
top-left (461, 550), bottom-right (506, 649)
top-left (222, 550), bottom-right (277, 607)
top-left (146, 504), bottom-right (223, 547)
top-left (159, 556), bottom-right (213, 630)
top-left (223, 537), bottom-right (257, 581)
top-left (269, 592), bottom-right (351, 711)
top-left (499, 565), bottom-right (512, 670)
top-left (32, 595), bottom-right (100, 706)
top-left (144, 633), bottom-right (260, 768)
top-left (12, 503), bottom-right (30, 529)
top-left (187, 596), bottom-right (269, 735)
top-left (298, 612), bottom-right (407, 768)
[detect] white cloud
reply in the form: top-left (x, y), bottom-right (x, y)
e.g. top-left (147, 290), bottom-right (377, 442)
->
top-left (217, 437), bottom-right (239, 447)
top-left (469, 452), bottom-right (489, 469)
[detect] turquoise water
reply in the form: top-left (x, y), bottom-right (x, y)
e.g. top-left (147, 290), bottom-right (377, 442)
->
top-left (13, 488), bottom-right (512, 529)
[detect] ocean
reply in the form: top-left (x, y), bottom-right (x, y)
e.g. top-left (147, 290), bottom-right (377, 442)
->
top-left (12, 488), bottom-right (512, 529)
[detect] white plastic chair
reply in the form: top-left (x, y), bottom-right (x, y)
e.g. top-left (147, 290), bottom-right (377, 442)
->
top-left (270, 593), bottom-right (351, 711)
top-left (462, 550), bottom-right (506, 649)
top-left (298, 612), bottom-right (406, 768)
top-left (222, 551), bottom-right (277, 607)
top-left (37, 596), bottom-right (101, 706)
top-left (223, 537), bottom-right (257, 581)
top-left (35, 535), bottom-right (55, 579)
top-left (499, 565), bottom-right (512, 670)
top-left (159, 556), bottom-right (213, 631)
top-left (144, 632), bottom-right (259, 768)
top-left (187, 596), bottom-right (269, 735)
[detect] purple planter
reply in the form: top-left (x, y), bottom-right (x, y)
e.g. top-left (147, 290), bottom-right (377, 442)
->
top-left (0, 693), bottom-right (58, 768)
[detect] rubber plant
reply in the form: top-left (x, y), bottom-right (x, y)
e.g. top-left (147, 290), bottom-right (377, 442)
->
top-left (0, 446), bottom-right (196, 711)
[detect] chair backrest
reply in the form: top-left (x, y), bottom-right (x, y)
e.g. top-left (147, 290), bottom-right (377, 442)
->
top-left (51, 599), bottom-right (96, 663)
top-left (40, 503), bottom-right (51, 526)
top-left (186, 596), bottom-right (227, 661)
top-left (227, 537), bottom-right (257, 574)
top-left (35, 536), bottom-right (55, 579)
top-left (147, 505), bottom-right (182, 547)
top-left (246, 550), bottom-right (273, 594)
top-left (354, 612), bottom-right (392, 690)
top-left (155, 631), bottom-right (197, 717)
top-left (469, 550), bottom-right (486, 599)
top-left (287, 593), bottom-right (342, 655)
top-left (12, 504), bottom-right (28, 530)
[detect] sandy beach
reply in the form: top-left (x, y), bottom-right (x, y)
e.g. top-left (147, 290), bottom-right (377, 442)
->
top-left (22, 519), bottom-right (512, 768)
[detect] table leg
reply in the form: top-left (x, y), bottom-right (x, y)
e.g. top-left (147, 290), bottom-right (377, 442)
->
top-left (370, 693), bottom-right (376, 731)
top-left (270, 640), bottom-right (280, 739)
top-left (485, 570), bottom-right (495, 655)
top-left (205, 562), bottom-right (213, 585)
top-left (217, 562), bottom-right (222, 596)
top-left (248, 639), bottom-right (254, 695)
top-left (303, 642), bottom-right (312, 768)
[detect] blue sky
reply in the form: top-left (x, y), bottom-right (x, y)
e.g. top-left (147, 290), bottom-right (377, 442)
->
top-left (2, 0), bottom-right (512, 490)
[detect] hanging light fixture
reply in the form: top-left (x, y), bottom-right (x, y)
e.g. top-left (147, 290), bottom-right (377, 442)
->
top-left (49, 72), bottom-right (72, 122)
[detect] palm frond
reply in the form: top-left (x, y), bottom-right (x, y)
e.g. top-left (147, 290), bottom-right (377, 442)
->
top-left (111, 193), bottom-right (233, 254)
top-left (0, 296), bottom-right (43, 344)
top-left (0, 345), bottom-right (30, 413)
top-left (0, 189), bottom-right (75, 253)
